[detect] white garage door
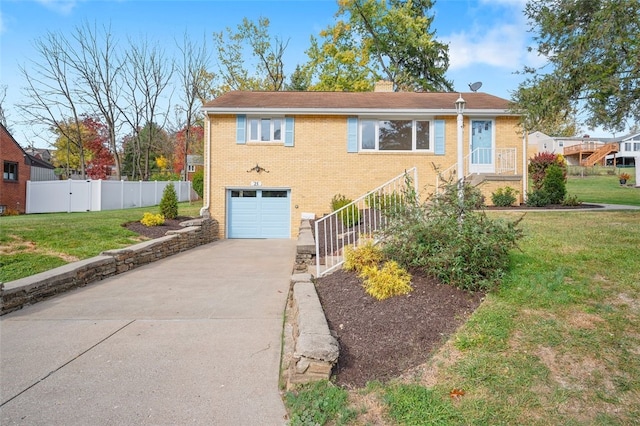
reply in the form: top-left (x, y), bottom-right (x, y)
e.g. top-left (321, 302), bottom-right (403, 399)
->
top-left (227, 189), bottom-right (291, 238)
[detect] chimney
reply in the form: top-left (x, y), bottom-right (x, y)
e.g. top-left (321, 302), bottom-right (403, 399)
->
top-left (374, 80), bottom-right (394, 92)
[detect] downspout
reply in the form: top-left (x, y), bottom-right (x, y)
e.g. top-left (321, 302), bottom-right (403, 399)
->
top-left (522, 129), bottom-right (528, 203)
top-left (199, 113), bottom-right (211, 218)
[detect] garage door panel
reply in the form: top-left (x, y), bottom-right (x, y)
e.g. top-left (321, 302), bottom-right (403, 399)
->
top-left (228, 189), bottom-right (290, 239)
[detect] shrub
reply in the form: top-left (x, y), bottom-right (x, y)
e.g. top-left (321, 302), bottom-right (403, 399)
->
top-left (542, 164), bottom-right (567, 204)
top-left (343, 240), bottom-right (384, 273)
top-left (562, 194), bottom-right (582, 206)
top-left (377, 179), bottom-right (523, 292)
top-left (365, 191), bottom-right (404, 214)
top-left (529, 152), bottom-right (566, 191)
top-left (141, 212), bottom-right (165, 227)
top-left (160, 183), bottom-right (179, 219)
top-left (360, 261), bottom-right (413, 301)
top-left (331, 194), bottom-right (360, 228)
top-left (525, 190), bottom-right (551, 207)
top-left (192, 169), bottom-right (204, 198)
top-left (491, 186), bottom-right (519, 207)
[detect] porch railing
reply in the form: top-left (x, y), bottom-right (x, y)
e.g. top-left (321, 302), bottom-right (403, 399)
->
top-left (314, 168), bottom-right (418, 277)
top-left (435, 148), bottom-right (517, 190)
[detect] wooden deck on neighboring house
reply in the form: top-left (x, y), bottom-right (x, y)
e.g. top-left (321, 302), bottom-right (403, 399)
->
top-left (563, 142), bottom-right (619, 166)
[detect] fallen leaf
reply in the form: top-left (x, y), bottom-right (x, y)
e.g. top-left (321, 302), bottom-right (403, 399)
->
top-left (450, 388), bottom-right (465, 399)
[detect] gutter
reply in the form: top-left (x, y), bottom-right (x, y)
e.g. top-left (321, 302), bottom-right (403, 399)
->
top-left (200, 107), bottom-right (517, 117)
top-left (199, 114), bottom-right (211, 218)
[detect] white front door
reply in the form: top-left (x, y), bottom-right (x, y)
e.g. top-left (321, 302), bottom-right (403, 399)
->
top-left (469, 119), bottom-right (495, 173)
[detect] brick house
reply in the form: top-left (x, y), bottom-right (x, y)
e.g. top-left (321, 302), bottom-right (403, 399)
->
top-left (1, 123), bottom-right (56, 214)
top-left (201, 89), bottom-right (533, 239)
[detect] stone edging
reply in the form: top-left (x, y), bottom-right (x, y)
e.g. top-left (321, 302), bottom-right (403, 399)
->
top-left (1, 218), bottom-right (219, 315)
top-left (282, 220), bottom-right (339, 388)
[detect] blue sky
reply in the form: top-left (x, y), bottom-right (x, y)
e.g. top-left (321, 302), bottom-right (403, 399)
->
top-left (1, 0), bottom-right (550, 147)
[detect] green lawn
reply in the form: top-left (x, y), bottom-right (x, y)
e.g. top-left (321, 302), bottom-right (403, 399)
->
top-left (566, 168), bottom-right (639, 206)
top-left (0, 201), bottom-right (203, 282)
top-left (286, 182), bottom-right (640, 424)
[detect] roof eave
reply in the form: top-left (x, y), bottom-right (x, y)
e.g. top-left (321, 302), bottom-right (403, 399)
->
top-left (202, 107), bottom-right (518, 116)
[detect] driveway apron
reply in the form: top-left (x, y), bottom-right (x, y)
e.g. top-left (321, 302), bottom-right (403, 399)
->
top-left (1, 239), bottom-right (296, 425)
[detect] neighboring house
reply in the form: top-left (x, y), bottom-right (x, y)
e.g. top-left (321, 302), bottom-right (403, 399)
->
top-left (24, 147), bottom-right (53, 164)
top-left (201, 89), bottom-right (533, 239)
top-left (1, 123), bottom-right (56, 214)
top-left (608, 132), bottom-right (640, 167)
top-left (186, 154), bottom-right (204, 181)
top-left (534, 130), bottom-right (639, 167)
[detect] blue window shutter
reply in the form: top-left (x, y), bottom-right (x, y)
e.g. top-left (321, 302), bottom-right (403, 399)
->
top-left (347, 117), bottom-right (358, 153)
top-left (284, 117), bottom-right (295, 147)
top-left (434, 120), bottom-right (445, 155)
top-left (236, 115), bottom-right (246, 144)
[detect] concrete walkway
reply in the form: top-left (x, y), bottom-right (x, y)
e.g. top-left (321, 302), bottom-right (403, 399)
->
top-left (1, 239), bottom-right (296, 425)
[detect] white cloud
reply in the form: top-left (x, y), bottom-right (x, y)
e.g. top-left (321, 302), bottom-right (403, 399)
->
top-left (445, 23), bottom-right (527, 70)
top-left (35, 0), bottom-right (79, 15)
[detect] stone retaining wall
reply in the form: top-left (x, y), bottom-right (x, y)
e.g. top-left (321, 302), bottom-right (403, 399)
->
top-left (1, 218), bottom-right (219, 315)
top-left (283, 220), bottom-right (339, 388)
top-left (293, 220), bottom-right (315, 273)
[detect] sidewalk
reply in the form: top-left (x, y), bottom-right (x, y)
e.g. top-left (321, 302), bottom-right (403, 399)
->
top-left (1, 239), bottom-right (296, 425)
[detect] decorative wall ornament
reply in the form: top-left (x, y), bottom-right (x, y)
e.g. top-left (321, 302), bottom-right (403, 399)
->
top-left (247, 163), bottom-right (269, 173)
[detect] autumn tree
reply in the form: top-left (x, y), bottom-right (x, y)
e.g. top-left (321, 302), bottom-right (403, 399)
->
top-left (304, 0), bottom-right (452, 92)
top-left (51, 116), bottom-right (112, 179)
top-left (513, 0), bottom-right (640, 133)
top-left (82, 116), bottom-right (114, 179)
top-left (212, 17), bottom-right (289, 95)
top-left (172, 124), bottom-right (204, 176)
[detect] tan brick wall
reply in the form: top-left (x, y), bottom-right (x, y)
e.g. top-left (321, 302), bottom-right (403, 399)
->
top-left (206, 114), bottom-right (524, 238)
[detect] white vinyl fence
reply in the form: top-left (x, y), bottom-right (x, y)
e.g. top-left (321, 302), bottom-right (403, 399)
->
top-left (26, 180), bottom-right (194, 214)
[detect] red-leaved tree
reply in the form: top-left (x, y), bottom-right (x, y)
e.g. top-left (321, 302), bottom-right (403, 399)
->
top-left (83, 116), bottom-right (114, 180)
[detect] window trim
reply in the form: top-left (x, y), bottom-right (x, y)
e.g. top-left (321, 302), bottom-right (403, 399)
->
top-left (247, 116), bottom-right (284, 143)
top-left (358, 118), bottom-right (435, 152)
top-left (3, 161), bottom-right (18, 182)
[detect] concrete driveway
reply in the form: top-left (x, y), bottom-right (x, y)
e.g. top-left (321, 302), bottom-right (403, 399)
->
top-left (1, 239), bottom-right (296, 425)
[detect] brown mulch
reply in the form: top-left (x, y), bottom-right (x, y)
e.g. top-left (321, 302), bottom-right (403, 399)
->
top-left (314, 268), bottom-right (484, 388)
top-left (123, 216), bottom-right (193, 239)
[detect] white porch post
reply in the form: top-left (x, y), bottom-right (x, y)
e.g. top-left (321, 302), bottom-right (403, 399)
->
top-left (455, 94), bottom-right (466, 203)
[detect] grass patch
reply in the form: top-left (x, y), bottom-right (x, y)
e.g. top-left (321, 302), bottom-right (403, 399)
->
top-left (284, 380), bottom-right (357, 426)
top-left (566, 170), bottom-right (639, 206)
top-left (0, 201), bottom-right (203, 282)
top-left (0, 253), bottom-right (68, 282)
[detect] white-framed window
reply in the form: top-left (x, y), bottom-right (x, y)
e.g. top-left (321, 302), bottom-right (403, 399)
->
top-left (558, 141), bottom-right (564, 147)
top-left (625, 142), bottom-right (632, 151)
top-left (634, 142), bottom-right (640, 151)
top-left (248, 117), bottom-right (283, 142)
top-left (359, 119), bottom-right (432, 152)
top-left (187, 164), bottom-right (196, 173)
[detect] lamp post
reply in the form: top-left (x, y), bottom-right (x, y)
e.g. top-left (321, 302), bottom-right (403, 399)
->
top-left (455, 94), bottom-right (466, 204)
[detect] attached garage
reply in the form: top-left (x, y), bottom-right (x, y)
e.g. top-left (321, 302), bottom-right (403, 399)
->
top-left (226, 188), bottom-right (291, 238)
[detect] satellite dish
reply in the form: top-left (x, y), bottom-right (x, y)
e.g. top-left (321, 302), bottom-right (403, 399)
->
top-left (469, 81), bottom-right (482, 92)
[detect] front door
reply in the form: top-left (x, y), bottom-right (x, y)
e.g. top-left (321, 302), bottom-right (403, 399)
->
top-left (470, 119), bottom-right (495, 173)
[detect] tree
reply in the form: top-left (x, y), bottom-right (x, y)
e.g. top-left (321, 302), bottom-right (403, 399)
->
top-left (286, 65), bottom-right (311, 91)
top-left (68, 22), bottom-right (125, 179)
top-left (18, 31), bottom-right (89, 177)
top-left (119, 38), bottom-right (174, 180)
top-left (212, 17), bottom-right (289, 95)
top-left (159, 183), bottom-right (178, 220)
top-left (83, 116), bottom-right (114, 180)
top-left (514, 0), bottom-right (640, 133)
top-left (175, 33), bottom-right (212, 181)
top-left (304, 0), bottom-right (453, 92)
top-left (0, 85), bottom-right (8, 128)
top-left (172, 124), bottom-right (204, 176)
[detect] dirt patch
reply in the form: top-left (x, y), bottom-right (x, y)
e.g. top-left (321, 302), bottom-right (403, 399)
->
top-left (122, 216), bottom-right (192, 239)
top-left (314, 269), bottom-right (484, 388)
top-left (0, 235), bottom-right (80, 262)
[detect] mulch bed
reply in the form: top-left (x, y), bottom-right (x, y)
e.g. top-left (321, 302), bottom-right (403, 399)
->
top-left (314, 269), bottom-right (484, 388)
top-left (123, 216), bottom-right (193, 239)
